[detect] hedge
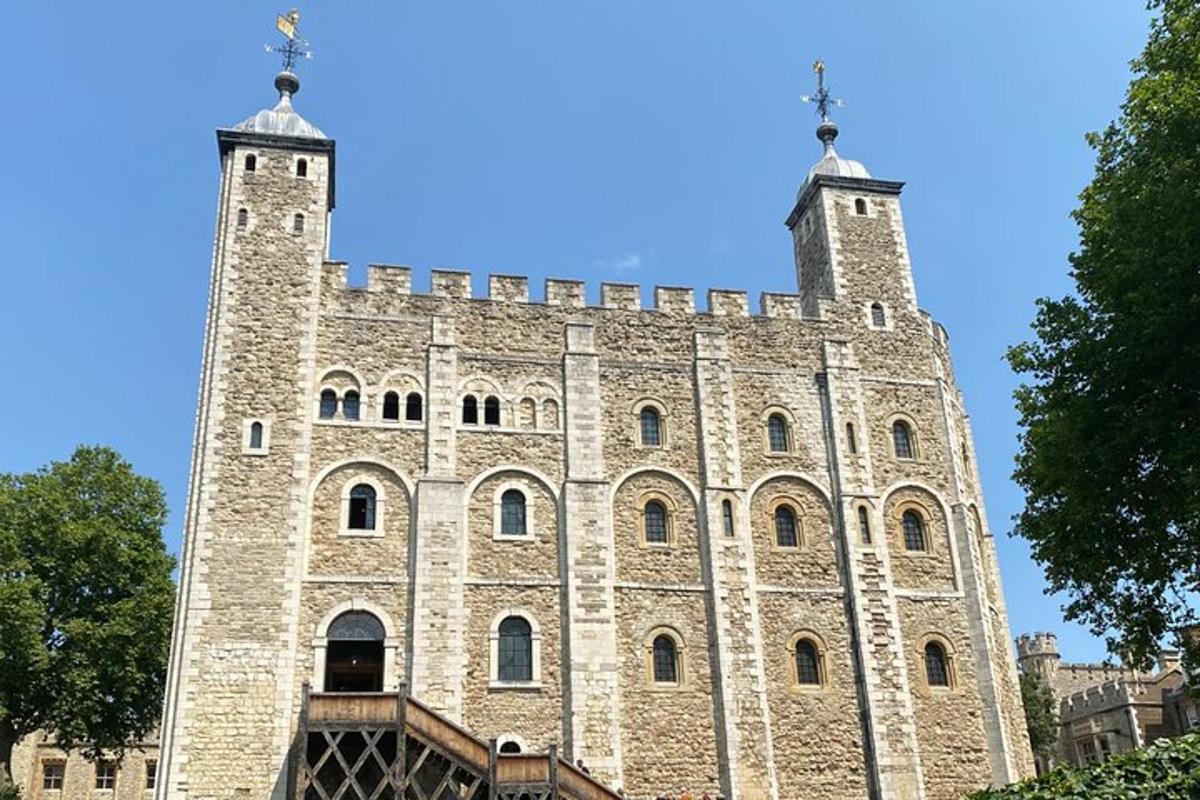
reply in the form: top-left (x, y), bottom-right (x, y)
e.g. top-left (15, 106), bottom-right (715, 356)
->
top-left (968, 733), bottom-right (1200, 799)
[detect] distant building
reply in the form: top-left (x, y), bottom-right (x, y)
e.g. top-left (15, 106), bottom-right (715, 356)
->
top-left (10, 732), bottom-right (158, 800)
top-left (1016, 631), bottom-right (1198, 773)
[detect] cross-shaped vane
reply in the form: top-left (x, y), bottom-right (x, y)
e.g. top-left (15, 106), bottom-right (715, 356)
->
top-left (800, 59), bottom-right (844, 122)
top-left (265, 9), bottom-right (312, 73)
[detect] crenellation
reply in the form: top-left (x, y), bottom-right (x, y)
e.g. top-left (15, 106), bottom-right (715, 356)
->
top-left (546, 277), bottom-right (587, 308)
top-left (600, 281), bottom-right (641, 310)
top-left (431, 268), bottom-right (473, 298)
top-left (488, 273), bottom-right (530, 303)
top-left (707, 288), bottom-right (750, 317)
top-left (653, 285), bottom-right (695, 315)
top-left (760, 291), bottom-right (804, 319)
top-left (367, 263), bottom-right (412, 294)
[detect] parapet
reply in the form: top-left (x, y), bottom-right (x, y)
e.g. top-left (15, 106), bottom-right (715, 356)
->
top-left (321, 264), bottom-right (829, 321)
top-left (1016, 632), bottom-right (1061, 660)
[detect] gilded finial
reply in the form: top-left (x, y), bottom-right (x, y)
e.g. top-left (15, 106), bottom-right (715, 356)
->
top-left (800, 58), bottom-right (844, 150)
top-left (265, 8), bottom-right (312, 76)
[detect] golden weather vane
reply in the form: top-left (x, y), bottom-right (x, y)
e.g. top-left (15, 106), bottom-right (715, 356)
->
top-left (799, 58), bottom-right (844, 123)
top-left (265, 8), bottom-right (312, 73)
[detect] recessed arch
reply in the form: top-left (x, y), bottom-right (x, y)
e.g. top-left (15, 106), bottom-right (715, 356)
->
top-left (879, 480), bottom-right (954, 527)
top-left (466, 464), bottom-right (560, 502)
top-left (307, 457), bottom-right (416, 504)
top-left (745, 471), bottom-right (833, 509)
top-left (317, 365), bottom-right (367, 392)
top-left (488, 608), bottom-right (544, 686)
top-left (609, 466), bottom-right (700, 508)
top-left (311, 599), bottom-right (401, 693)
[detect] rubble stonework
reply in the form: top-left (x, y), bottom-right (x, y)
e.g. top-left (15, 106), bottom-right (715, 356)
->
top-left (146, 69), bottom-right (1034, 800)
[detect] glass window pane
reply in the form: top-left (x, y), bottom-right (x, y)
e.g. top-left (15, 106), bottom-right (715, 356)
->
top-left (484, 396), bottom-right (501, 425)
top-left (498, 617), bottom-right (532, 681)
top-left (775, 506), bottom-right (798, 548)
top-left (858, 507), bottom-right (871, 544)
top-left (501, 490), bottom-right (526, 535)
top-left (767, 415), bottom-right (789, 452)
top-left (652, 635), bottom-right (678, 683)
top-left (383, 392), bottom-right (400, 421)
top-left (903, 512), bottom-right (925, 551)
top-left (463, 395), bottom-right (478, 424)
top-left (249, 422), bottom-right (263, 449)
top-left (722, 500), bottom-right (734, 536)
top-left (406, 393), bottom-right (423, 421)
top-left (644, 501), bottom-right (668, 544)
top-left (925, 643), bottom-right (949, 686)
top-left (795, 640), bottom-right (820, 685)
top-left (319, 390), bottom-right (337, 419)
top-left (640, 408), bottom-right (661, 446)
top-left (343, 391), bottom-right (360, 421)
top-left (893, 422), bottom-right (913, 459)
top-left (349, 484), bottom-right (376, 530)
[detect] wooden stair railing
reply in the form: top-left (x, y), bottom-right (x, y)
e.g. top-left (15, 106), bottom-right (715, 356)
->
top-left (289, 682), bottom-right (621, 800)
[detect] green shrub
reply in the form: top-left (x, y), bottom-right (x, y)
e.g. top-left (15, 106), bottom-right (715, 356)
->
top-left (968, 733), bottom-right (1200, 799)
top-left (0, 785), bottom-right (21, 800)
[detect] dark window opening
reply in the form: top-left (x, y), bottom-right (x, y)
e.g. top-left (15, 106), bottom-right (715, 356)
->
top-left (644, 500), bottom-right (668, 544)
top-left (500, 489), bottom-right (527, 536)
top-left (640, 407), bottom-right (662, 446)
top-left (236, 207), bottom-right (248, 229)
top-left (42, 763), bottom-right (64, 790)
top-left (293, 213), bottom-right (305, 234)
top-left (382, 391), bottom-right (400, 421)
top-left (767, 414), bottom-right (789, 452)
top-left (319, 389), bottom-right (338, 419)
top-left (348, 484), bottom-right (376, 530)
top-left (902, 510), bottom-right (926, 551)
top-left (893, 421), bottom-right (914, 459)
top-left (296, 158), bottom-right (308, 177)
top-left (855, 197), bottom-right (867, 215)
top-left (406, 392), bottom-right (423, 421)
top-left (652, 635), bottom-right (678, 683)
top-left (343, 390), bottom-right (360, 421)
top-left (484, 395), bottom-right (501, 426)
top-left (846, 422), bottom-right (857, 454)
top-left (498, 616), bottom-right (533, 682)
top-left (775, 505), bottom-right (799, 548)
top-left (795, 639), bottom-right (820, 685)
top-left (871, 302), bottom-right (886, 328)
top-left (325, 611), bottom-right (386, 693)
top-left (244, 153), bottom-right (256, 172)
top-left (146, 762), bottom-right (157, 790)
top-left (249, 421), bottom-right (264, 449)
top-left (858, 506), bottom-right (872, 544)
top-left (499, 741), bottom-right (522, 754)
top-left (462, 395), bottom-right (478, 424)
top-left (925, 642), bottom-right (950, 687)
top-left (722, 499), bottom-right (735, 537)
top-left (96, 762), bottom-right (117, 790)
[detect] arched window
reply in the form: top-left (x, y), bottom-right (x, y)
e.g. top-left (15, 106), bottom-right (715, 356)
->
top-left (382, 391), bottom-right (400, 422)
top-left (236, 208), bottom-right (248, 230)
top-left (924, 641), bottom-right (950, 687)
top-left (795, 639), bottom-right (821, 685)
top-left (244, 153), bottom-right (256, 172)
top-left (325, 611), bottom-right (385, 692)
top-left (406, 392), bottom-right (423, 422)
top-left (319, 389), bottom-right (338, 419)
top-left (497, 616), bottom-right (533, 682)
top-left (249, 421), bottom-right (264, 450)
top-left (519, 398), bottom-right (537, 429)
top-left (342, 390), bottom-right (360, 421)
top-left (854, 198), bottom-right (867, 216)
top-left (293, 213), bottom-right (305, 234)
top-left (500, 490), bottom-right (526, 536)
top-left (541, 399), bottom-right (559, 430)
top-left (871, 303), bottom-right (887, 328)
top-left (484, 395), bottom-right (501, 426)
top-left (767, 414), bottom-right (790, 452)
top-left (652, 635), bottom-right (679, 684)
top-left (296, 158), bottom-right (308, 177)
top-left (643, 500), bottom-right (669, 545)
top-left (892, 420), bottom-right (914, 459)
top-left (498, 741), bottom-right (522, 755)
top-left (846, 422), bottom-right (857, 454)
top-left (856, 506), bottom-right (871, 544)
top-left (348, 484), bottom-right (376, 531)
top-left (721, 499), bottom-right (735, 537)
top-left (462, 395), bottom-right (478, 424)
top-left (902, 510), bottom-right (926, 551)
top-left (774, 504), bottom-right (799, 548)
top-left (639, 406), bottom-right (662, 446)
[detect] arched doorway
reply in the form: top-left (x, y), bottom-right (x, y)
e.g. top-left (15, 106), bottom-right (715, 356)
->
top-left (324, 610), bottom-right (385, 692)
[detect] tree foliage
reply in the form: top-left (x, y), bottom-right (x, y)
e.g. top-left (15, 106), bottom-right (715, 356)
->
top-left (969, 732), bottom-right (1200, 800)
top-left (1006, 0), bottom-right (1200, 668)
top-left (0, 447), bottom-right (176, 786)
top-left (1020, 672), bottom-right (1059, 760)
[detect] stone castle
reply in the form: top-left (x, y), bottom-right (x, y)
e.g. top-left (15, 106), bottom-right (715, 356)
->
top-left (144, 51), bottom-right (1034, 800)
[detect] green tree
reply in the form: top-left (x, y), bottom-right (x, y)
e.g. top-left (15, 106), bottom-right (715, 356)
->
top-left (1007, 0), bottom-right (1200, 669)
top-left (0, 447), bottom-right (176, 787)
top-left (1020, 672), bottom-right (1059, 762)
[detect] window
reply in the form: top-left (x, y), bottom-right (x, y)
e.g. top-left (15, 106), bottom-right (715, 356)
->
top-left (497, 616), bottom-right (533, 682)
top-left (858, 506), bottom-right (871, 544)
top-left (348, 484), bottom-right (376, 531)
top-left (721, 499), bottom-right (735, 537)
top-left (484, 395), bottom-right (501, 426)
top-left (325, 610), bottom-right (386, 692)
top-left (639, 406), bottom-right (662, 446)
top-left (902, 510), bottom-right (926, 551)
top-left (462, 395), bottom-right (478, 424)
top-left (146, 761), bottom-right (157, 790)
top-left (871, 302), bottom-right (886, 328)
top-left (846, 422), bottom-right (857, 454)
top-left (406, 392), bottom-right (423, 421)
top-left (854, 197), bottom-right (867, 215)
top-left (42, 762), bottom-right (64, 790)
top-left (293, 213), bottom-right (305, 234)
top-left (244, 153), bottom-right (256, 171)
top-left (892, 420), bottom-right (914, 459)
top-left (382, 391), bottom-right (400, 421)
top-left (500, 489), bottom-right (526, 536)
top-left (643, 500), bottom-right (669, 545)
top-left (96, 761), bottom-right (117, 789)
top-left (767, 414), bottom-right (789, 453)
top-left (237, 207), bottom-right (248, 230)
top-left (499, 740), bottom-right (522, 754)
top-left (296, 158), bottom-right (308, 177)
top-left (319, 389), bottom-right (337, 419)
top-left (343, 390), bottom-right (360, 421)
top-left (541, 398), bottom-right (559, 429)
top-left (924, 641), bottom-right (950, 687)
top-left (795, 639), bottom-right (821, 685)
top-left (652, 635), bottom-right (679, 684)
top-left (249, 421), bottom-right (264, 450)
top-left (774, 504), bottom-right (799, 548)
top-left (519, 397), bottom-right (536, 429)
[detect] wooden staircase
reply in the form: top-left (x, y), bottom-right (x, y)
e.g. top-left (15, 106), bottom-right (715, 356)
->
top-left (289, 683), bottom-right (622, 800)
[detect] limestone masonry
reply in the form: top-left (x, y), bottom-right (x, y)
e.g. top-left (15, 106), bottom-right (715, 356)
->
top-left (150, 64), bottom-right (1034, 800)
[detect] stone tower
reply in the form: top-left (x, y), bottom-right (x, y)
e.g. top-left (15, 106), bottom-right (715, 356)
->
top-left (1016, 632), bottom-right (1062, 685)
top-left (155, 55), bottom-right (1034, 800)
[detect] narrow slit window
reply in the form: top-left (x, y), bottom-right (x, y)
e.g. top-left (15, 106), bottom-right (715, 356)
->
top-left (846, 422), bottom-right (857, 454)
top-left (462, 395), bottom-right (478, 424)
top-left (484, 395), bottom-right (501, 426)
top-left (296, 158), bottom-right (308, 177)
top-left (775, 505), bottom-right (799, 548)
top-left (795, 639), bottom-right (821, 685)
top-left (858, 506), bottom-right (871, 544)
top-left (293, 213), bottom-right (305, 234)
top-left (406, 392), bottom-right (423, 421)
top-left (348, 484), bottom-right (376, 531)
top-left (382, 391), bottom-right (400, 421)
top-left (342, 390), bottom-right (360, 421)
top-left (652, 635), bottom-right (679, 684)
top-left (643, 500), bottom-right (669, 544)
top-left (146, 762), bottom-right (157, 790)
top-left (500, 489), bottom-right (527, 536)
top-left (767, 414), bottom-right (789, 452)
top-left (871, 303), bottom-right (886, 328)
top-left (236, 208), bottom-right (248, 230)
top-left (319, 389), bottom-right (338, 419)
top-left (640, 406), bottom-right (662, 446)
top-left (244, 153), bottom-right (256, 172)
top-left (721, 499), bottom-right (735, 537)
top-left (902, 510), bottom-right (926, 551)
top-left (892, 421), bottom-right (914, 459)
top-left (498, 616), bottom-right (533, 682)
top-left (924, 642), bottom-right (950, 687)
top-left (854, 197), bottom-right (867, 215)
top-left (249, 421), bottom-right (263, 450)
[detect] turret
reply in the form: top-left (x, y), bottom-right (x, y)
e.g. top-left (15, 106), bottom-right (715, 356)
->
top-left (1016, 632), bottom-right (1061, 685)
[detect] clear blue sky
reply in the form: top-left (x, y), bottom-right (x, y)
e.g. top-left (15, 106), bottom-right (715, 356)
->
top-left (2, 3), bottom-right (1152, 664)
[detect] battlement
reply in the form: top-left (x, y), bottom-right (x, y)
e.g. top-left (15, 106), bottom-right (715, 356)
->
top-left (1061, 678), bottom-right (1144, 716)
top-left (1016, 632), bottom-right (1061, 660)
top-left (324, 262), bottom-right (833, 321)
